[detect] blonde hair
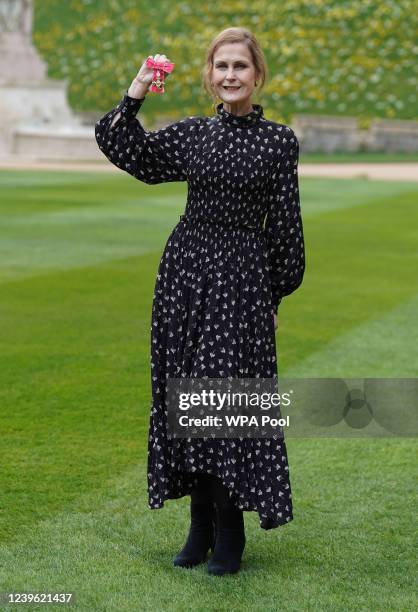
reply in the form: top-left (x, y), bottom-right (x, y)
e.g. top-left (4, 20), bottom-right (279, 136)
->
top-left (201, 27), bottom-right (268, 111)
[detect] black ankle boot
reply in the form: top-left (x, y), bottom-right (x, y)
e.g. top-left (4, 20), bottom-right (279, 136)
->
top-left (207, 503), bottom-right (246, 576)
top-left (173, 500), bottom-right (216, 568)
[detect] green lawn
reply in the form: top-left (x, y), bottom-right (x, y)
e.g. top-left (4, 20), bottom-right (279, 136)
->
top-left (0, 170), bottom-right (416, 611)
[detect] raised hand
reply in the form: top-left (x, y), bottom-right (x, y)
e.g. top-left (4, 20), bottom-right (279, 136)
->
top-left (128, 53), bottom-right (172, 99)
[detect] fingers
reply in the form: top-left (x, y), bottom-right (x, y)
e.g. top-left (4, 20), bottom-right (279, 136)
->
top-left (153, 53), bottom-right (170, 63)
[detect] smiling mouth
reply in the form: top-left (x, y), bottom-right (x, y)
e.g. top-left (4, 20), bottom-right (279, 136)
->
top-left (223, 86), bottom-right (241, 90)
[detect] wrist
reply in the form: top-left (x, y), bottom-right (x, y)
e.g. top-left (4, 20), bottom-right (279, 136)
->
top-left (127, 79), bottom-right (148, 99)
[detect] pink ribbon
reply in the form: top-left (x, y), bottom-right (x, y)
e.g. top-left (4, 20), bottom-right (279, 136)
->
top-left (145, 56), bottom-right (175, 94)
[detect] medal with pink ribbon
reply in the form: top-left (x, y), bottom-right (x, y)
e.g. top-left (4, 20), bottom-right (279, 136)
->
top-left (145, 56), bottom-right (175, 94)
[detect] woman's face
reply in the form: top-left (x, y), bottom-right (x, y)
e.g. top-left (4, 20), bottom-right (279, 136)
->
top-left (211, 42), bottom-right (258, 107)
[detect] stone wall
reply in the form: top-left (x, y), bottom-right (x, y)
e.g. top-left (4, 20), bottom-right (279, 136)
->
top-left (292, 114), bottom-right (418, 153)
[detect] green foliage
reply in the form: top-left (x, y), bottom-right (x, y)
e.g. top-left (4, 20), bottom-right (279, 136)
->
top-left (33, 0), bottom-right (418, 124)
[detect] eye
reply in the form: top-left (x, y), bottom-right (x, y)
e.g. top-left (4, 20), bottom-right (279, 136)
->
top-left (215, 63), bottom-right (248, 68)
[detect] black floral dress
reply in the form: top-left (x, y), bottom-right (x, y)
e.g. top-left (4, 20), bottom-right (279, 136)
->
top-left (95, 91), bottom-right (305, 529)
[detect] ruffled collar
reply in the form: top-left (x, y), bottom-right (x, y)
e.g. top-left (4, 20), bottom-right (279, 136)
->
top-left (216, 102), bottom-right (264, 127)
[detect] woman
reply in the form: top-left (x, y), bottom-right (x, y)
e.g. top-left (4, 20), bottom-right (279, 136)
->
top-left (95, 27), bottom-right (305, 576)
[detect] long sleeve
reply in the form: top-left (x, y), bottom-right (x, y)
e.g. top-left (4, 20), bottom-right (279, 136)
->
top-left (95, 90), bottom-right (199, 184)
top-left (264, 128), bottom-right (305, 315)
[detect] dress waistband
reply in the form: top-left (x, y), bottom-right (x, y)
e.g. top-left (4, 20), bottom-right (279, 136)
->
top-left (179, 213), bottom-right (264, 235)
